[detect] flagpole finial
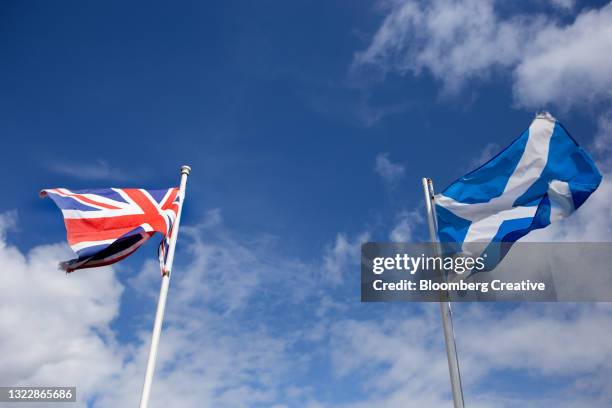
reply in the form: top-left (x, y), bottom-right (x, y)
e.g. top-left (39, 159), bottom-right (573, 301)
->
top-left (535, 111), bottom-right (556, 122)
top-left (180, 165), bottom-right (192, 175)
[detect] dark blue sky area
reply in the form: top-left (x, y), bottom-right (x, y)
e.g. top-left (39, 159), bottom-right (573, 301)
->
top-left (0, 1), bottom-right (602, 254)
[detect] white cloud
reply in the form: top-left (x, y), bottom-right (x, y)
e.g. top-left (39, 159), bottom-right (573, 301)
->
top-left (355, 0), bottom-right (537, 94)
top-left (389, 209), bottom-right (423, 242)
top-left (513, 4), bottom-right (612, 109)
top-left (456, 304), bottom-right (612, 378)
top-left (0, 210), bottom-right (17, 240)
top-left (0, 212), bottom-right (124, 407)
top-left (328, 308), bottom-right (453, 408)
top-left (323, 231), bottom-right (370, 284)
top-left (593, 109), bottom-right (612, 159)
top-left (325, 304), bottom-right (612, 408)
top-left (355, 0), bottom-right (612, 111)
top-left (375, 153), bottom-right (406, 185)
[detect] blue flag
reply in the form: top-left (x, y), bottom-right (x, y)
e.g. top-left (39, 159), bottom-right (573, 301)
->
top-left (435, 112), bottom-right (601, 261)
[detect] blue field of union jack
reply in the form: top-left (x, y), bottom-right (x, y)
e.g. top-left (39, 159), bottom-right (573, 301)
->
top-left (40, 187), bottom-right (180, 272)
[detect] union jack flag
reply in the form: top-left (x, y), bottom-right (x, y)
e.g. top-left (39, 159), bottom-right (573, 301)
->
top-left (41, 187), bottom-right (180, 272)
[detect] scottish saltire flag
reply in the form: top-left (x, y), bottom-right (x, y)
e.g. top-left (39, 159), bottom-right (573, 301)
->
top-left (41, 187), bottom-right (180, 272)
top-left (435, 112), bottom-right (601, 263)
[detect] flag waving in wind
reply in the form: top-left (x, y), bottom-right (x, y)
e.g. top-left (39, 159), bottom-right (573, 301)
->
top-left (435, 112), bottom-right (602, 262)
top-left (41, 166), bottom-right (191, 408)
top-left (41, 187), bottom-right (180, 272)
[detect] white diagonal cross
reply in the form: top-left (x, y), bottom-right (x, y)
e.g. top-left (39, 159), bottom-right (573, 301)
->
top-left (436, 113), bottom-right (556, 251)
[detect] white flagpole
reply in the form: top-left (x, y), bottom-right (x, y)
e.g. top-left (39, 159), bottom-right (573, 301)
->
top-left (139, 165), bottom-right (191, 408)
top-left (422, 177), bottom-right (465, 408)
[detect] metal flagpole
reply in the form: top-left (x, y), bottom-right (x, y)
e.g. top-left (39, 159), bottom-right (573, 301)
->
top-left (139, 165), bottom-right (191, 408)
top-left (421, 177), bottom-right (465, 408)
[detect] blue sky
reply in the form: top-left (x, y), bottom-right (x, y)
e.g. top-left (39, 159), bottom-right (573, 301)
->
top-left (2, 1), bottom-right (612, 407)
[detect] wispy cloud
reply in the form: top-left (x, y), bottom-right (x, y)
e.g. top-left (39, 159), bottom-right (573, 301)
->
top-left (47, 159), bottom-right (131, 181)
top-left (389, 209), bottom-right (423, 242)
top-left (375, 153), bottom-right (406, 185)
top-left (547, 0), bottom-right (576, 11)
top-left (466, 142), bottom-right (501, 171)
top-left (295, 79), bottom-right (411, 127)
top-left (593, 109), bottom-right (612, 160)
top-left (323, 231), bottom-right (370, 285)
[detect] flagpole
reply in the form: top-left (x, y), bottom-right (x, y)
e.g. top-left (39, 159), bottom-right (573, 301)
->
top-left (139, 165), bottom-right (191, 408)
top-left (422, 177), bottom-right (465, 408)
